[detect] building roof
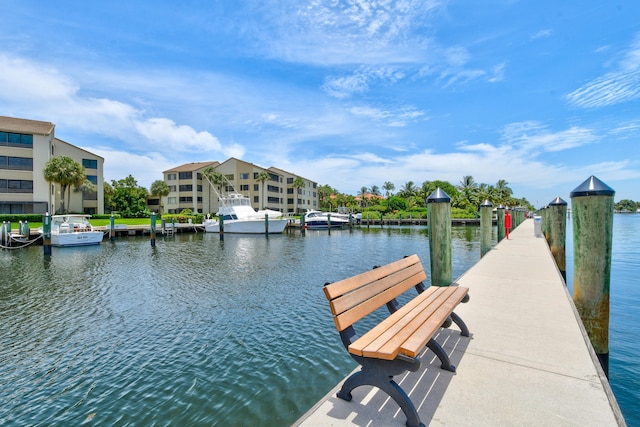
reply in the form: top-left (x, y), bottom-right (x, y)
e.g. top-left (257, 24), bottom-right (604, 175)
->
top-left (163, 161), bottom-right (219, 173)
top-left (0, 116), bottom-right (55, 135)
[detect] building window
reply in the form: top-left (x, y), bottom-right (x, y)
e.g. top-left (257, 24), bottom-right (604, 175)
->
top-left (225, 174), bottom-right (234, 181)
top-left (267, 185), bottom-right (279, 193)
top-left (288, 198), bottom-right (294, 204)
top-left (169, 185), bottom-right (176, 192)
top-left (240, 173), bottom-right (250, 180)
top-left (82, 159), bottom-right (98, 169)
top-left (0, 156), bottom-right (33, 171)
top-left (253, 196), bottom-right (259, 203)
top-left (179, 196), bottom-right (193, 203)
top-left (287, 178), bottom-right (294, 184)
top-left (253, 184), bottom-right (259, 191)
top-left (179, 184), bottom-right (193, 191)
top-left (167, 173), bottom-right (177, 180)
top-left (267, 196), bottom-right (279, 204)
top-left (1, 179), bottom-right (33, 193)
top-left (168, 197), bottom-right (177, 204)
top-left (86, 175), bottom-right (98, 185)
top-left (240, 185), bottom-right (249, 191)
top-left (0, 132), bottom-right (33, 148)
top-left (178, 172), bottom-right (192, 180)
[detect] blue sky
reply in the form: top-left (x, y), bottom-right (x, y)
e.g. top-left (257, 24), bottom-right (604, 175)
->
top-left (1, 1), bottom-right (639, 207)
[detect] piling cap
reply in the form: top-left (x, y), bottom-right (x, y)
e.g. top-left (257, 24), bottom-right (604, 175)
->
top-left (427, 187), bottom-right (451, 203)
top-left (480, 199), bottom-right (493, 207)
top-left (570, 175), bottom-right (615, 198)
top-left (548, 196), bottom-right (567, 206)
top-left (497, 204), bottom-right (505, 210)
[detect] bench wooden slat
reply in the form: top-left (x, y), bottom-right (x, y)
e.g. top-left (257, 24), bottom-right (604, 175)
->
top-left (323, 255), bottom-right (421, 300)
top-left (399, 286), bottom-right (468, 358)
top-left (331, 268), bottom-right (426, 331)
top-left (330, 262), bottom-right (426, 315)
top-left (348, 286), bottom-right (443, 358)
top-left (348, 286), bottom-right (468, 360)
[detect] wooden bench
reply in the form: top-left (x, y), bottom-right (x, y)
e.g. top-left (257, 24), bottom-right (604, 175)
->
top-left (324, 254), bottom-right (470, 427)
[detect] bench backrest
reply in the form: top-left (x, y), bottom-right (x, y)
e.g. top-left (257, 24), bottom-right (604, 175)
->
top-left (324, 254), bottom-right (427, 331)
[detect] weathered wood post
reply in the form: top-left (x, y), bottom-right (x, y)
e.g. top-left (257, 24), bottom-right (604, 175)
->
top-left (300, 212), bottom-right (305, 234)
top-left (43, 213), bottom-right (52, 256)
top-left (109, 214), bottom-right (115, 241)
top-left (427, 188), bottom-right (452, 287)
top-left (380, 212), bottom-right (384, 228)
top-left (327, 213), bottom-right (331, 235)
top-left (264, 214), bottom-right (269, 235)
top-left (497, 205), bottom-right (505, 242)
top-left (548, 197), bottom-right (568, 281)
top-left (480, 199), bottom-right (493, 257)
top-left (219, 215), bottom-right (224, 240)
top-left (570, 175), bottom-right (614, 377)
top-left (150, 212), bottom-right (156, 247)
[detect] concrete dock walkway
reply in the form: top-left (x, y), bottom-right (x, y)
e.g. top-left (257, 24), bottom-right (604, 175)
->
top-left (295, 219), bottom-right (626, 427)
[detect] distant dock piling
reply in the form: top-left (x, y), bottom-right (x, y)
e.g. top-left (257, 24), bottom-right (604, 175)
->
top-left (497, 205), bottom-right (505, 242)
top-left (548, 197), bottom-right (567, 281)
top-left (150, 212), bottom-right (157, 247)
top-left (427, 188), bottom-right (452, 287)
top-left (43, 213), bottom-right (51, 256)
top-left (480, 199), bottom-right (493, 257)
top-left (570, 175), bottom-right (614, 377)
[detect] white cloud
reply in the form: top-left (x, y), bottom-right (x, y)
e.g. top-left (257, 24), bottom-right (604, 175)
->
top-left (566, 33), bottom-right (640, 108)
top-left (500, 121), bottom-right (597, 153)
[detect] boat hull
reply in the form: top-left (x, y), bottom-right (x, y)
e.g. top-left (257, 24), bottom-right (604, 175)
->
top-left (51, 231), bottom-right (104, 247)
top-left (204, 219), bottom-right (288, 234)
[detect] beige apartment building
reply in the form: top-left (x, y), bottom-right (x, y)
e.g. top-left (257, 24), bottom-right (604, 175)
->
top-left (0, 116), bottom-right (104, 215)
top-left (162, 158), bottom-right (318, 215)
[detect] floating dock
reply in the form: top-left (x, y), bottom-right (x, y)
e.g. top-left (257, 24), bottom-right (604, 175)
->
top-left (294, 219), bottom-right (626, 427)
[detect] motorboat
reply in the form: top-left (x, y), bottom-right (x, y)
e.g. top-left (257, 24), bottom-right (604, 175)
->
top-left (303, 210), bottom-right (351, 230)
top-left (50, 214), bottom-right (104, 247)
top-left (203, 193), bottom-right (288, 234)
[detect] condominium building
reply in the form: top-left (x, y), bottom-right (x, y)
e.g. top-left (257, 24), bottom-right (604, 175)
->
top-left (0, 116), bottom-right (104, 215)
top-left (162, 158), bottom-right (318, 214)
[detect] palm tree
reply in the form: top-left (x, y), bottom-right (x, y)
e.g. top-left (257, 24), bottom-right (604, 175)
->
top-left (399, 181), bottom-right (418, 199)
top-left (382, 181), bottom-right (395, 197)
top-left (150, 180), bottom-right (171, 213)
top-left (256, 171), bottom-right (271, 209)
top-left (292, 177), bottom-right (305, 212)
top-left (43, 156), bottom-right (86, 214)
top-left (358, 186), bottom-right (369, 208)
top-left (495, 179), bottom-right (513, 205)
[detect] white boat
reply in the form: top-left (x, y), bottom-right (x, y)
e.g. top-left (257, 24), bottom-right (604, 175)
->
top-left (203, 193), bottom-right (288, 234)
top-left (303, 210), bottom-right (351, 230)
top-left (50, 214), bottom-right (104, 247)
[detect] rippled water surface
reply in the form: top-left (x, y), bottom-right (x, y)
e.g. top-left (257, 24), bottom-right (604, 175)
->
top-left (0, 226), bottom-right (481, 427)
top-left (1, 219), bottom-right (637, 426)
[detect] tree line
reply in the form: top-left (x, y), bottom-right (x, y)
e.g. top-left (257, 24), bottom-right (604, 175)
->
top-left (318, 176), bottom-right (535, 217)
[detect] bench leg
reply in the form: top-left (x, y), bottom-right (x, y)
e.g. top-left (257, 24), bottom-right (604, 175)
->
top-left (427, 338), bottom-right (456, 372)
top-left (450, 312), bottom-right (470, 337)
top-left (337, 369), bottom-right (425, 427)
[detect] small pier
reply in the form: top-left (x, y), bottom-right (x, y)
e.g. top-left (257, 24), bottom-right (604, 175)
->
top-left (295, 219), bottom-right (626, 427)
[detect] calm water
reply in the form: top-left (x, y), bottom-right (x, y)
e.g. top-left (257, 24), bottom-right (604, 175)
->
top-left (0, 219), bottom-right (637, 426)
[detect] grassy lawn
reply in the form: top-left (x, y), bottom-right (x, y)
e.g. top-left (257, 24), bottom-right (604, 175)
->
top-left (10, 218), bottom-right (160, 230)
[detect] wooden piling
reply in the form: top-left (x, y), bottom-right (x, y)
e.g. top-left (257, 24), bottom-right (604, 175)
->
top-left (497, 205), bottom-right (505, 242)
top-left (150, 212), bottom-right (156, 247)
top-left (480, 199), bottom-right (493, 257)
top-left (43, 213), bottom-right (51, 256)
top-left (548, 197), bottom-right (567, 281)
top-left (570, 175), bottom-right (614, 377)
top-left (427, 188), bottom-right (452, 287)
top-left (110, 214), bottom-right (115, 241)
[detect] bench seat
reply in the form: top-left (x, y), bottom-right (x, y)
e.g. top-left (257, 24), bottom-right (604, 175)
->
top-left (349, 285), bottom-right (469, 360)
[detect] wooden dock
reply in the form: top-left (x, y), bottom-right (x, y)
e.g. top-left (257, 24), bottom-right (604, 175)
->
top-left (294, 218), bottom-right (626, 427)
